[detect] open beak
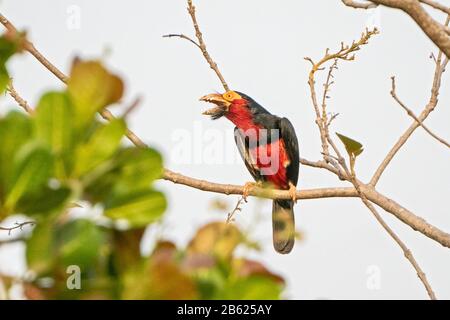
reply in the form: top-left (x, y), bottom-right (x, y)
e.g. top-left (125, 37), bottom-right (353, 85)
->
top-left (199, 93), bottom-right (231, 119)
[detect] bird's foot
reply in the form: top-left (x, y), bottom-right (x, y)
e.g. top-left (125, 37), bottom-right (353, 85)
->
top-left (242, 181), bottom-right (262, 202)
top-left (288, 182), bottom-right (297, 203)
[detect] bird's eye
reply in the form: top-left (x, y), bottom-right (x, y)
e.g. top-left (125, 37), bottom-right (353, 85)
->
top-left (227, 93), bottom-right (233, 99)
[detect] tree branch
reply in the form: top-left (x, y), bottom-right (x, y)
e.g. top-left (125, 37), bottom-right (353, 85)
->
top-left (0, 14), bottom-right (68, 82)
top-left (353, 0), bottom-right (450, 58)
top-left (226, 196), bottom-right (246, 224)
top-left (350, 168), bottom-right (436, 299)
top-left (6, 81), bottom-right (34, 114)
top-left (390, 76), bottom-right (449, 148)
top-left (0, 221), bottom-right (35, 235)
top-left (304, 28), bottom-right (378, 170)
top-left (162, 168), bottom-right (358, 200)
top-left (162, 33), bottom-right (201, 49)
top-left (305, 26), bottom-right (440, 298)
top-left (163, 0), bottom-right (229, 91)
top-left (325, 101), bottom-right (437, 299)
top-left (370, 27), bottom-right (449, 186)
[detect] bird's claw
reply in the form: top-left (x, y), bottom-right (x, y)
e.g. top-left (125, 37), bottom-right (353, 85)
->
top-left (242, 181), bottom-right (261, 202)
top-left (288, 182), bottom-right (297, 203)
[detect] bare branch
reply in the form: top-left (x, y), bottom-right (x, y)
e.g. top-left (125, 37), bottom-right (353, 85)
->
top-left (6, 81), bottom-right (33, 114)
top-left (356, 181), bottom-right (436, 299)
top-left (122, 95), bottom-right (143, 119)
top-left (326, 129), bottom-right (436, 299)
top-left (164, 0), bottom-right (229, 91)
top-left (370, 35), bottom-right (449, 186)
top-left (304, 29), bottom-right (378, 173)
top-left (162, 34), bottom-right (201, 49)
top-left (321, 59), bottom-right (339, 132)
top-left (305, 23), bottom-right (439, 298)
top-left (0, 221), bottom-right (35, 235)
top-left (226, 196), bottom-right (246, 223)
top-left (390, 76), bottom-right (450, 148)
top-left (163, 168), bottom-right (358, 200)
top-left (369, 0), bottom-right (450, 57)
top-left (0, 14), bottom-right (68, 83)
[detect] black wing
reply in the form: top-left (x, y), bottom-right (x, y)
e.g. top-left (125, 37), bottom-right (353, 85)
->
top-left (234, 127), bottom-right (263, 182)
top-left (278, 117), bottom-right (299, 186)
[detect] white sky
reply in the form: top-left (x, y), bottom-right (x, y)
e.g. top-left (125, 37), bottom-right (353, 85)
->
top-left (0, 0), bottom-right (449, 299)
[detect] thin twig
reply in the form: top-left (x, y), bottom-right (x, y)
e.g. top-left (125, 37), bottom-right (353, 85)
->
top-left (164, 0), bottom-right (229, 91)
top-left (328, 141), bottom-right (437, 299)
top-left (6, 81), bottom-right (33, 114)
top-left (226, 196), bottom-right (246, 223)
top-left (0, 14), bottom-right (68, 83)
top-left (370, 17), bottom-right (449, 186)
top-left (0, 221), bottom-right (35, 236)
top-left (390, 76), bottom-right (449, 148)
top-left (306, 28), bottom-right (438, 299)
top-left (122, 95), bottom-right (143, 119)
top-left (162, 34), bottom-right (201, 49)
top-left (321, 59), bottom-right (338, 132)
top-left (305, 29), bottom-right (378, 177)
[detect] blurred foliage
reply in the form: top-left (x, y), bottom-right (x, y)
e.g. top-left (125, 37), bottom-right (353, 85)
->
top-left (0, 34), bottom-right (285, 300)
top-left (0, 30), bottom-right (26, 93)
top-left (23, 221), bottom-right (284, 300)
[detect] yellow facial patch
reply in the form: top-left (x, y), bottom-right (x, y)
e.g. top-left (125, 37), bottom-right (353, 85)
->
top-left (222, 91), bottom-right (242, 102)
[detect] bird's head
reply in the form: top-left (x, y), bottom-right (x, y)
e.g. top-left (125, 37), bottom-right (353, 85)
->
top-left (200, 90), bottom-right (250, 120)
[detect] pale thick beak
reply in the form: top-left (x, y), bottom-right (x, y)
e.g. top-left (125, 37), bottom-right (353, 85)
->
top-left (199, 93), bottom-right (231, 118)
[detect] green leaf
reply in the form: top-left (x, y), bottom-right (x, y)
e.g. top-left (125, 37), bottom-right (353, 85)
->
top-left (336, 132), bottom-right (364, 157)
top-left (104, 189), bottom-right (166, 227)
top-left (5, 142), bottom-right (53, 211)
top-left (67, 60), bottom-right (124, 128)
top-left (0, 34), bottom-right (23, 93)
top-left (114, 147), bottom-right (163, 194)
top-left (74, 119), bottom-right (126, 177)
top-left (35, 91), bottom-right (74, 155)
top-left (82, 147), bottom-right (164, 203)
top-left (27, 219), bottom-right (105, 276)
top-left (0, 112), bottom-right (32, 205)
top-left (27, 219), bottom-right (55, 275)
top-left (16, 186), bottom-right (71, 216)
top-left (56, 219), bottom-right (105, 270)
top-left (0, 65), bottom-right (10, 94)
top-left (35, 92), bottom-right (75, 179)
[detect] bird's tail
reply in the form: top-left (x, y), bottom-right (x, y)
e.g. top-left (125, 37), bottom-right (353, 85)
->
top-left (272, 199), bottom-right (295, 254)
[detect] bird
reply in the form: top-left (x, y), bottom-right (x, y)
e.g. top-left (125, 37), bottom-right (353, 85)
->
top-left (200, 90), bottom-right (299, 254)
